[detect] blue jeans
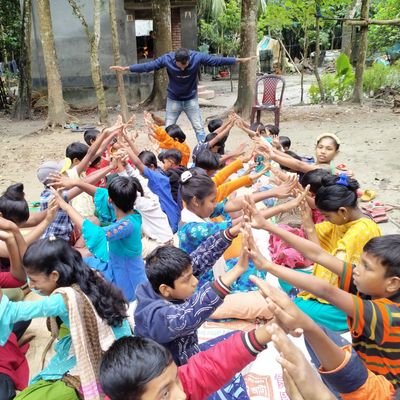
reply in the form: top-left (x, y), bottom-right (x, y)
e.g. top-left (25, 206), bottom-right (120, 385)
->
top-left (165, 97), bottom-right (205, 143)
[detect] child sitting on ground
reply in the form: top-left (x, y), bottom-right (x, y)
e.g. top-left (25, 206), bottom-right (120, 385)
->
top-left (145, 111), bottom-right (191, 167)
top-left (100, 323), bottom-right (272, 400)
top-left (134, 224), bottom-right (246, 365)
top-left (158, 149), bottom-right (187, 203)
top-left (248, 204), bottom-right (400, 388)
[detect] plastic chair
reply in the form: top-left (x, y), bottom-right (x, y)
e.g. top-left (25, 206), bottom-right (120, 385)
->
top-left (250, 74), bottom-right (285, 127)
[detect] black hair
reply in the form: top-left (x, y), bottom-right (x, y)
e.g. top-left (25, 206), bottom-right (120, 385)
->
top-left (279, 136), bottom-right (291, 149)
top-left (175, 48), bottom-right (189, 64)
top-left (100, 336), bottom-right (173, 400)
top-left (280, 151), bottom-right (303, 172)
top-left (145, 245), bottom-right (192, 293)
top-left (138, 150), bottom-right (158, 169)
top-left (0, 183), bottom-right (29, 225)
top-left (89, 155), bottom-right (102, 168)
top-left (363, 235), bottom-right (400, 279)
top-left (66, 142), bottom-right (89, 161)
top-left (195, 149), bottom-right (220, 171)
top-left (265, 124), bottom-right (280, 136)
top-left (108, 176), bottom-right (144, 213)
top-left (165, 124), bottom-right (186, 143)
top-left (315, 174), bottom-right (359, 212)
top-left (204, 132), bottom-right (227, 155)
top-left (207, 118), bottom-right (223, 133)
top-left (158, 149), bottom-right (182, 165)
top-left (250, 122), bottom-right (266, 133)
top-left (300, 169), bottom-right (332, 194)
top-left (316, 135), bottom-right (340, 151)
top-left (23, 238), bottom-right (127, 326)
top-left (179, 167), bottom-right (216, 204)
top-left (83, 129), bottom-right (100, 146)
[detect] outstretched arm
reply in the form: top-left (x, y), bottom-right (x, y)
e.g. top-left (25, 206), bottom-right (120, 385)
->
top-left (247, 199), bottom-right (344, 276)
top-left (110, 55), bottom-right (167, 73)
top-left (51, 188), bottom-right (85, 231)
top-left (248, 237), bottom-right (354, 316)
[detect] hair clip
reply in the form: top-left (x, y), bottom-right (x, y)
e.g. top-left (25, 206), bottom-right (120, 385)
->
top-left (336, 173), bottom-right (349, 187)
top-left (48, 235), bottom-right (57, 242)
top-left (180, 170), bottom-right (192, 183)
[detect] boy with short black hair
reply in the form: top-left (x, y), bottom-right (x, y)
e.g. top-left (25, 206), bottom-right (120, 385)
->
top-left (248, 206), bottom-right (400, 389)
top-left (134, 225), bottom-right (249, 366)
top-left (83, 129), bottom-right (100, 146)
top-left (158, 149), bottom-right (187, 203)
top-left (100, 323), bottom-right (271, 400)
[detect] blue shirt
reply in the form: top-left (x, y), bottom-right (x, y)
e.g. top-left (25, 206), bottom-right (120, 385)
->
top-left (143, 167), bottom-right (180, 233)
top-left (129, 51), bottom-right (236, 101)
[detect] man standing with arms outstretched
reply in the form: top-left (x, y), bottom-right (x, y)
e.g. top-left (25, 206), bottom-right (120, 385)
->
top-left (110, 48), bottom-right (255, 143)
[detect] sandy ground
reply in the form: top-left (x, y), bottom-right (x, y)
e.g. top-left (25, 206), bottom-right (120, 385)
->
top-left (0, 75), bottom-right (399, 232)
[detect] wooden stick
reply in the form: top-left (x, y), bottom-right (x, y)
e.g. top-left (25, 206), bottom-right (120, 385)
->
top-left (278, 39), bottom-right (301, 75)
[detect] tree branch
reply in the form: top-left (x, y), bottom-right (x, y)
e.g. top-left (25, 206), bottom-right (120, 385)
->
top-left (345, 18), bottom-right (400, 26)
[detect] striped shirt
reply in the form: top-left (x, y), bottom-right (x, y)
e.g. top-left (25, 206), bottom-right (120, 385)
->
top-left (340, 262), bottom-right (400, 388)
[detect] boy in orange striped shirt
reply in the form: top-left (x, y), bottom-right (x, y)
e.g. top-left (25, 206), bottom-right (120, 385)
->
top-left (248, 209), bottom-right (400, 390)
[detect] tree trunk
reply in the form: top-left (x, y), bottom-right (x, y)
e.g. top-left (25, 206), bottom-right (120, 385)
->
top-left (233, 0), bottom-right (257, 118)
top-left (314, 9), bottom-right (325, 102)
top-left (341, 0), bottom-right (361, 59)
top-left (12, 0), bottom-right (32, 120)
top-left (141, 0), bottom-right (172, 110)
top-left (36, 0), bottom-right (67, 128)
top-left (67, 0), bottom-right (108, 123)
top-left (109, 0), bottom-right (129, 122)
top-left (352, 0), bottom-right (370, 104)
top-left (300, 28), bottom-right (308, 104)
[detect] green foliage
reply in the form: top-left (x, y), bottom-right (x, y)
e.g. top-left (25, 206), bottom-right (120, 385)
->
top-left (363, 63), bottom-right (400, 95)
top-left (309, 54), bottom-right (354, 103)
top-left (0, 1), bottom-right (21, 62)
top-left (369, 0), bottom-right (400, 54)
top-left (198, 0), bottom-right (241, 55)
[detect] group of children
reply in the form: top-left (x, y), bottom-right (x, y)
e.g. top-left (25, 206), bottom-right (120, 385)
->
top-left (0, 108), bottom-right (399, 400)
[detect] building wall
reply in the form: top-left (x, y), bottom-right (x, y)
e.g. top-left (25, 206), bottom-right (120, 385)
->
top-left (30, 0), bottom-right (196, 107)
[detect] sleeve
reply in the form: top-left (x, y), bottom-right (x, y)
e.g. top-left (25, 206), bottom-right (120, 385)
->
top-left (93, 187), bottom-right (115, 224)
top-left (216, 175), bottom-right (252, 202)
top-left (212, 159), bottom-right (243, 187)
top-left (199, 53), bottom-right (237, 67)
top-left (154, 127), bottom-right (190, 164)
top-left (181, 221), bottom-right (231, 249)
top-left (338, 262), bottom-right (358, 294)
top-left (82, 219), bottom-right (109, 262)
top-left (314, 221), bottom-right (334, 241)
top-left (190, 230), bottom-right (232, 277)
top-left (143, 283), bottom-right (224, 343)
top-left (0, 293), bottom-right (67, 345)
top-left (349, 297), bottom-right (391, 344)
top-left (103, 219), bottom-right (135, 242)
top-left (179, 330), bottom-right (263, 400)
top-left (0, 272), bottom-right (25, 288)
top-left (128, 56), bottom-right (166, 73)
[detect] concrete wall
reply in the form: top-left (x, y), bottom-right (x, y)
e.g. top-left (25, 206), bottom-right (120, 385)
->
top-left (30, 0), bottom-right (196, 107)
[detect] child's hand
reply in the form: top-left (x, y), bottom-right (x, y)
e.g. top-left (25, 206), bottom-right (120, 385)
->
top-left (272, 174), bottom-right (298, 199)
top-left (243, 195), bottom-right (267, 230)
top-left (235, 223), bottom-right (251, 272)
top-left (50, 188), bottom-right (69, 211)
top-left (0, 230), bottom-right (12, 241)
top-left (45, 198), bottom-right (59, 223)
top-left (249, 276), bottom-right (313, 332)
top-left (247, 229), bottom-right (271, 271)
top-left (240, 144), bottom-right (257, 164)
top-left (249, 163), bottom-right (270, 181)
top-left (103, 115), bottom-right (124, 136)
top-left (143, 111), bottom-right (154, 126)
top-left (281, 186), bottom-right (310, 213)
top-left (266, 323), bottom-right (335, 400)
top-left (0, 216), bottom-right (18, 233)
top-left (48, 173), bottom-right (76, 190)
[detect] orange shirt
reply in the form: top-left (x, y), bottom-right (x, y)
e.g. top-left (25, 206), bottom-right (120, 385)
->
top-left (154, 127), bottom-right (190, 166)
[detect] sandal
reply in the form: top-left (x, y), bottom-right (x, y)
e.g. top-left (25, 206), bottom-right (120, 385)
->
top-left (361, 189), bottom-right (376, 202)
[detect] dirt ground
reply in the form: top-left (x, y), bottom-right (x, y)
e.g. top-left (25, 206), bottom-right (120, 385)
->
top-left (0, 77), bottom-right (399, 231)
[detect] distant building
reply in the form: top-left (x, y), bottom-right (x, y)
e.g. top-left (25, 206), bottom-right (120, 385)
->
top-left (30, 0), bottom-right (197, 107)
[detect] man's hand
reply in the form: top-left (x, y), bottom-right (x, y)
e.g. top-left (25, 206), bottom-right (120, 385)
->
top-left (236, 56), bottom-right (257, 63)
top-left (110, 65), bottom-right (129, 72)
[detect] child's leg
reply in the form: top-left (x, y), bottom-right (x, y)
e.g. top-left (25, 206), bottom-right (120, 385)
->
top-left (14, 380), bottom-right (79, 400)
